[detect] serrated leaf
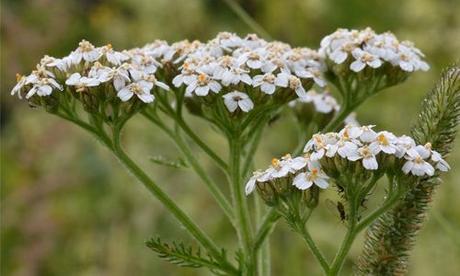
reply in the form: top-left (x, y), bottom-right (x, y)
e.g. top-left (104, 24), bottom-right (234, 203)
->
top-left (145, 237), bottom-right (228, 275)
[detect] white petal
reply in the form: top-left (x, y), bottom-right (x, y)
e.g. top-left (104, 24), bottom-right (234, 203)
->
top-left (363, 157), bottom-right (378, 170)
top-left (137, 92), bottom-right (155, 103)
top-left (156, 81), bottom-right (170, 91)
top-left (261, 83), bottom-right (276, 94)
top-left (117, 88), bottom-right (133, 101)
top-left (245, 179), bottom-right (256, 195)
top-left (350, 60), bottom-right (366, 72)
top-left (195, 86), bottom-right (209, 96)
top-left (223, 98), bottom-right (238, 112)
top-left (66, 73), bottom-right (81, 86)
top-left (314, 177), bottom-right (329, 189)
top-left (402, 161), bottom-right (413, 174)
top-left (238, 98), bottom-right (254, 112)
top-left (293, 173), bottom-right (313, 190)
top-left (37, 85), bottom-right (52, 96)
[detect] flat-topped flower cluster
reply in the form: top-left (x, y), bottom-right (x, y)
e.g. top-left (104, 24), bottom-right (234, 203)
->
top-left (246, 125), bottom-right (449, 195)
top-left (11, 33), bottom-right (326, 114)
top-left (319, 28), bottom-right (429, 73)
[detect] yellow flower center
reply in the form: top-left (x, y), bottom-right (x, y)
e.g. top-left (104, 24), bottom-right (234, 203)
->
top-left (271, 158), bottom-right (281, 169)
top-left (359, 146), bottom-right (372, 158)
top-left (414, 156), bottom-right (424, 164)
top-left (130, 83), bottom-right (143, 94)
top-left (377, 134), bottom-right (389, 145)
top-left (197, 73), bottom-right (209, 85)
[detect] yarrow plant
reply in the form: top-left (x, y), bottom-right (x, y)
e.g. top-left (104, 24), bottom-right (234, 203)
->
top-left (11, 28), bottom-right (459, 275)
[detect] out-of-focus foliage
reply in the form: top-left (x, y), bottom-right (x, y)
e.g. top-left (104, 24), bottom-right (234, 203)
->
top-left (1, 0), bottom-right (459, 275)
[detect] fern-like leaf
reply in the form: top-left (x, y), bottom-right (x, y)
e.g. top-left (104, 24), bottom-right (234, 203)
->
top-left (357, 65), bottom-right (460, 275)
top-left (146, 237), bottom-right (229, 275)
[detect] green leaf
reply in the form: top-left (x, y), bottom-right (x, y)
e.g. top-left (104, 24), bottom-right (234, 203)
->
top-left (145, 237), bottom-right (227, 275)
top-left (149, 155), bottom-right (188, 169)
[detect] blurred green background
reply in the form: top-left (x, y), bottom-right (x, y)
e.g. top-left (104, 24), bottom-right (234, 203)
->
top-left (1, 0), bottom-right (460, 275)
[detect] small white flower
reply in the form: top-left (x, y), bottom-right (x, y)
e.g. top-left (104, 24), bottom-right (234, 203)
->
top-left (265, 158), bottom-right (291, 179)
top-left (26, 78), bottom-right (62, 99)
top-left (281, 154), bottom-right (308, 172)
top-left (329, 42), bottom-right (355, 64)
top-left (288, 76), bottom-right (308, 98)
top-left (219, 67), bottom-right (252, 86)
top-left (69, 40), bottom-right (102, 64)
top-left (348, 143), bottom-right (380, 170)
top-left (65, 73), bottom-right (101, 91)
top-left (245, 170), bottom-right (268, 195)
top-left (253, 73), bottom-right (278, 94)
top-left (238, 50), bottom-right (265, 69)
top-left (325, 126), bottom-right (361, 159)
top-left (370, 131), bottom-right (398, 154)
top-left (304, 134), bottom-right (329, 160)
top-left (185, 72), bottom-right (221, 96)
top-left (293, 161), bottom-right (329, 190)
top-left (402, 145), bottom-right (435, 176)
top-left (117, 80), bottom-right (155, 103)
top-left (431, 150), bottom-right (450, 172)
top-left (11, 74), bottom-right (27, 99)
top-left (360, 125), bottom-right (377, 143)
top-left (350, 48), bottom-right (382, 72)
top-left (222, 91), bottom-right (254, 113)
top-left (172, 62), bottom-right (197, 87)
top-left (394, 135), bottom-right (416, 158)
top-left (102, 44), bottom-right (129, 65)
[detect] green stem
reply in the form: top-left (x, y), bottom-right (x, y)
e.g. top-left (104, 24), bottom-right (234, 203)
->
top-left (355, 187), bottom-right (403, 234)
top-left (328, 224), bottom-right (356, 276)
top-left (253, 209), bottom-right (280, 251)
top-left (221, 0), bottom-right (272, 40)
top-left (111, 128), bottom-right (236, 272)
top-left (323, 105), bottom-right (353, 133)
top-left (328, 185), bottom-right (404, 275)
top-left (299, 223), bottom-right (330, 275)
top-left (229, 135), bottom-right (254, 275)
top-left (176, 116), bottom-right (229, 172)
top-left (143, 112), bottom-right (234, 223)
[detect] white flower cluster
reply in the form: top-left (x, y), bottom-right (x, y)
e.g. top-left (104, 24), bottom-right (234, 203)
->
top-left (320, 28), bottom-right (429, 73)
top-left (246, 125), bottom-right (449, 195)
top-left (12, 33), bottom-right (325, 112)
top-left (171, 32), bottom-right (325, 112)
top-left (304, 125), bottom-right (449, 174)
top-left (11, 40), bottom-right (170, 103)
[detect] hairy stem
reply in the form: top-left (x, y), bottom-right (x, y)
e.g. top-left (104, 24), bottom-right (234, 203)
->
top-left (229, 134), bottom-right (255, 275)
